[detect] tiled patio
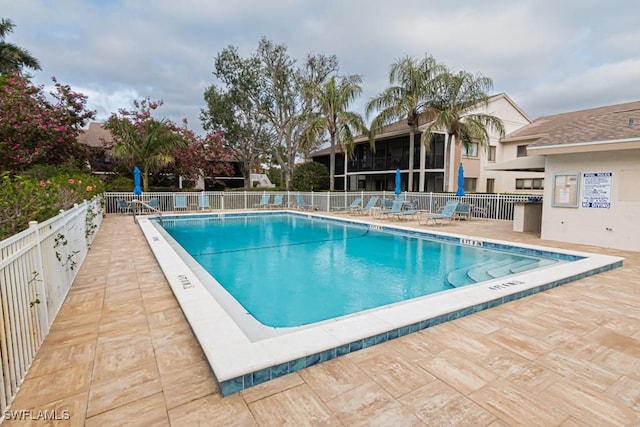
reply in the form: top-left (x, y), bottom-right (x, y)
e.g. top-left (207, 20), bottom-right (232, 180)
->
top-left (5, 213), bottom-right (640, 426)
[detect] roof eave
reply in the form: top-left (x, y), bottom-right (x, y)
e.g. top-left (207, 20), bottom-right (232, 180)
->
top-left (528, 137), bottom-right (640, 155)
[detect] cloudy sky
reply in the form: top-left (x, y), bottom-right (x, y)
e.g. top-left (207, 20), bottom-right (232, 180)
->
top-left (4, 0), bottom-right (639, 135)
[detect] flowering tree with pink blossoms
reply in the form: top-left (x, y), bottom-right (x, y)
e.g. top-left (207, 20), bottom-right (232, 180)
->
top-left (0, 73), bottom-right (95, 173)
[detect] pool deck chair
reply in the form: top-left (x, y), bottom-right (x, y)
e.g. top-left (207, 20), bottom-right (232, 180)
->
top-left (295, 194), bottom-right (317, 211)
top-left (175, 195), bottom-right (188, 211)
top-left (198, 194), bottom-right (210, 210)
top-left (116, 199), bottom-right (131, 213)
top-left (269, 194), bottom-right (284, 209)
top-left (351, 196), bottom-right (379, 215)
top-left (333, 197), bottom-right (362, 212)
top-left (380, 199), bottom-right (418, 220)
top-left (144, 198), bottom-right (160, 213)
top-left (420, 200), bottom-right (459, 225)
top-left (253, 193), bottom-right (270, 209)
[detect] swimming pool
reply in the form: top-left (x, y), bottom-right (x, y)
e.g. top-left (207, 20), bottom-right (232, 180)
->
top-left (161, 214), bottom-right (565, 327)
top-left (137, 210), bottom-right (623, 396)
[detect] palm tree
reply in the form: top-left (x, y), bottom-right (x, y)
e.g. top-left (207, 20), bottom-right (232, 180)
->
top-left (365, 54), bottom-right (445, 191)
top-left (424, 70), bottom-right (506, 191)
top-left (110, 118), bottom-right (186, 191)
top-left (0, 18), bottom-right (41, 74)
top-left (304, 75), bottom-right (368, 190)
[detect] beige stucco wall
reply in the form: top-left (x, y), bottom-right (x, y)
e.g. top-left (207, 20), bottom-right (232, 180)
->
top-left (540, 149), bottom-right (640, 252)
top-left (479, 96), bottom-right (534, 193)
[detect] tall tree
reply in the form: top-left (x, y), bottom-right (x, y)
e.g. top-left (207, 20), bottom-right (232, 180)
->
top-left (424, 70), bottom-right (505, 190)
top-left (0, 18), bottom-right (41, 75)
top-left (256, 38), bottom-right (338, 189)
top-left (201, 46), bottom-right (272, 188)
top-left (105, 98), bottom-right (187, 191)
top-left (303, 74), bottom-right (368, 190)
top-left (0, 74), bottom-right (94, 173)
top-left (365, 54), bottom-right (445, 191)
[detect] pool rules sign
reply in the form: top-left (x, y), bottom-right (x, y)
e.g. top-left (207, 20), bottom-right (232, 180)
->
top-left (581, 172), bottom-right (612, 208)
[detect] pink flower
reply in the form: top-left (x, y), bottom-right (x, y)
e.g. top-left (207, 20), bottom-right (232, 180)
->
top-left (68, 178), bottom-right (74, 184)
top-left (40, 181), bottom-right (46, 187)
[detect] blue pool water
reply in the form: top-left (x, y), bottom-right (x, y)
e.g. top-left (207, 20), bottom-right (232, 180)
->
top-left (161, 213), bottom-right (562, 327)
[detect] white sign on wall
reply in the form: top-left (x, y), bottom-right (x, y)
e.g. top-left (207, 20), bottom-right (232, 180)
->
top-left (581, 172), bottom-right (612, 208)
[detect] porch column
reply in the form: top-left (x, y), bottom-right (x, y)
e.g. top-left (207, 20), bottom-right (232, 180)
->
top-left (418, 136), bottom-right (426, 192)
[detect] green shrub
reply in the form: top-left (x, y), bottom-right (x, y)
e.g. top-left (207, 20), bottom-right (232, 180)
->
top-left (292, 162), bottom-right (329, 191)
top-left (0, 172), bottom-right (104, 241)
top-left (105, 176), bottom-right (134, 192)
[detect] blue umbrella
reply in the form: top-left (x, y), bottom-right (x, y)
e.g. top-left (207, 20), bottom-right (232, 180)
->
top-left (394, 168), bottom-right (402, 196)
top-left (455, 163), bottom-right (465, 197)
top-left (133, 166), bottom-right (142, 195)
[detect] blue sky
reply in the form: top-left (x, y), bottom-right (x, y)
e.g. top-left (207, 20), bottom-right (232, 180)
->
top-left (4, 0), bottom-right (640, 135)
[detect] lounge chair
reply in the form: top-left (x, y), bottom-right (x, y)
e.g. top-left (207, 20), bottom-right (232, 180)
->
top-left (175, 195), bottom-right (187, 210)
top-left (295, 194), bottom-right (317, 211)
top-left (351, 196), bottom-right (379, 215)
top-left (420, 200), bottom-right (459, 225)
top-left (116, 199), bottom-right (131, 213)
top-left (269, 194), bottom-right (284, 208)
top-left (333, 197), bottom-right (362, 212)
top-left (253, 193), bottom-right (271, 209)
top-left (380, 199), bottom-right (418, 220)
top-left (198, 194), bottom-right (210, 210)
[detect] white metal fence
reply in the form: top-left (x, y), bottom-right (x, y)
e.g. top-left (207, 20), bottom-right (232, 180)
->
top-left (105, 191), bottom-right (540, 221)
top-left (0, 197), bottom-right (103, 412)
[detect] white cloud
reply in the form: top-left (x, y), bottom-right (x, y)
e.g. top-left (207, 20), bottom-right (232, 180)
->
top-left (3, 0), bottom-right (639, 132)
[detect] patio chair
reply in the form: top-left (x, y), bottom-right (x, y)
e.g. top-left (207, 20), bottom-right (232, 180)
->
top-left (380, 199), bottom-right (418, 220)
top-left (175, 195), bottom-right (188, 210)
top-left (333, 197), bottom-right (362, 212)
top-left (419, 200), bottom-right (459, 226)
top-left (116, 199), bottom-right (131, 213)
top-left (269, 194), bottom-right (284, 208)
top-left (198, 194), bottom-right (210, 210)
top-left (253, 193), bottom-right (270, 209)
top-left (145, 198), bottom-right (160, 213)
top-left (295, 194), bottom-right (317, 211)
top-left (351, 196), bottom-right (379, 215)
top-left (455, 203), bottom-right (471, 220)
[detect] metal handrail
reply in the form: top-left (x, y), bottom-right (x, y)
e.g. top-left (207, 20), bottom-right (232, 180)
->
top-left (130, 199), bottom-right (163, 224)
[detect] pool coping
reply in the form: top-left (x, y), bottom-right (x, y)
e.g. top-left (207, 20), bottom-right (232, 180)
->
top-left (136, 210), bottom-right (624, 396)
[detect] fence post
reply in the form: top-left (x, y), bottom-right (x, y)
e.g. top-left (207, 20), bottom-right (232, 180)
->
top-left (28, 221), bottom-right (49, 336)
top-left (221, 193), bottom-right (225, 211)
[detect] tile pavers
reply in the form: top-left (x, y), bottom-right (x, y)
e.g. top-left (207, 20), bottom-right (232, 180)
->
top-left (5, 214), bottom-right (640, 425)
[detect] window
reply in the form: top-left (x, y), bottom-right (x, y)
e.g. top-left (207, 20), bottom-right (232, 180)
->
top-left (517, 145), bottom-right (528, 157)
top-left (463, 178), bottom-right (477, 192)
top-left (486, 178), bottom-right (495, 193)
top-left (462, 143), bottom-right (478, 158)
top-left (515, 178), bottom-right (544, 190)
top-left (488, 146), bottom-right (496, 162)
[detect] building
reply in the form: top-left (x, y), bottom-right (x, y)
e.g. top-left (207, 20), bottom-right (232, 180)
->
top-left (310, 94), bottom-right (531, 193)
top-left (513, 101), bottom-right (640, 252)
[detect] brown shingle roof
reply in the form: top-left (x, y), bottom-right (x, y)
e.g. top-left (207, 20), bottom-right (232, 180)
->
top-left (77, 122), bottom-right (113, 148)
top-left (505, 100), bottom-right (640, 147)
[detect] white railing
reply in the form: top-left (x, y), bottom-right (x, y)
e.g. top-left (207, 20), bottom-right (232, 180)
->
top-left (105, 191), bottom-right (539, 221)
top-left (0, 196), bottom-right (103, 412)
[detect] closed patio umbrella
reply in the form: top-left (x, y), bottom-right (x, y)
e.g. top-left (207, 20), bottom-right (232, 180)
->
top-left (455, 163), bottom-right (465, 197)
top-left (395, 168), bottom-right (401, 197)
top-left (133, 166), bottom-right (142, 195)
